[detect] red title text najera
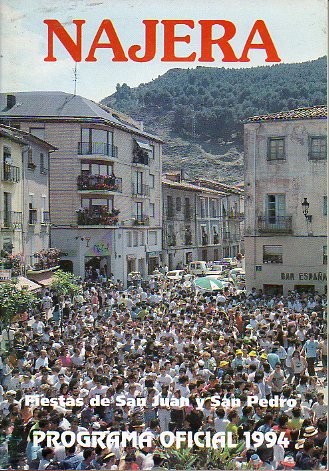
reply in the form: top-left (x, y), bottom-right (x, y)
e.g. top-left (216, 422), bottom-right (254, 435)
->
top-left (44, 19), bottom-right (281, 63)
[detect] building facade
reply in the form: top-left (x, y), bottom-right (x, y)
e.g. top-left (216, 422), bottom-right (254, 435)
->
top-left (0, 126), bottom-right (25, 264)
top-left (0, 124), bottom-right (54, 278)
top-left (244, 105), bottom-right (327, 295)
top-left (162, 173), bottom-right (243, 269)
top-left (0, 92), bottom-right (163, 283)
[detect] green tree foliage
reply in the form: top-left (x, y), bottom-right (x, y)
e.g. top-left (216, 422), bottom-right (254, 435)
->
top-left (0, 284), bottom-right (35, 328)
top-left (50, 270), bottom-right (81, 297)
top-left (101, 57), bottom-right (327, 147)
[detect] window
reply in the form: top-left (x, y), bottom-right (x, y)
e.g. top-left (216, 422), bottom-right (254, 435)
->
top-left (323, 196), bottom-right (327, 216)
top-left (200, 198), bottom-right (206, 218)
top-left (176, 197), bottom-right (181, 211)
top-left (184, 198), bottom-right (191, 219)
top-left (81, 162), bottom-right (113, 176)
top-left (211, 199), bottom-right (217, 217)
top-left (81, 198), bottom-right (113, 212)
top-left (28, 203), bottom-right (37, 225)
top-left (29, 128), bottom-right (45, 140)
top-left (127, 232), bottom-right (132, 247)
top-left (40, 153), bottom-right (48, 174)
top-left (80, 128), bottom-right (114, 155)
top-left (3, 146), bottom-right (11, 163)
top-left (134, 171), bottom-right (143, 194)
top-left (266, 194), bottom-right (286, 221)
top-left (135, 202), bottom-right (143, 220)
top-left (309, 136), bottom-right (327, 160)
top-left (323, 246), bottom-right (327, 265)
top-left (267, 138), bottom-right (285, 160)
top-left (27, 148), bottom-right (36, 169)
top-left (263, 245), bottom-right (283, 264)
top-left (149, 174), bottom-right (155, 188)
top-left (149, 144), bottom-right (155, 159)
top-left (133, 231), bottom-right (139, 247)
top-left (150, 202), bottom-right (155, 217)
top-left (167, 195), bottom-right (174, 217)
top-left (148, 230), bottom-right (157, 245)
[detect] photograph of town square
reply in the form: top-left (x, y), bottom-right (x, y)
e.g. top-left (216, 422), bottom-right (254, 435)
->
top-left (0, 0), bottom-right (327, 469)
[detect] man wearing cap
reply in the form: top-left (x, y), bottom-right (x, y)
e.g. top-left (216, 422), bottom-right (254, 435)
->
top-left (231, 350), bottom-right (246, 369)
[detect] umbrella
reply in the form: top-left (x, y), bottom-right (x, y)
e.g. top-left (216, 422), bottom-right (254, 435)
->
top-left (194, 277), bottom-right (225, 291)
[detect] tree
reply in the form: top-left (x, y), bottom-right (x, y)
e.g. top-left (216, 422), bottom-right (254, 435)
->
top-left (50, 270), bottom-right (81, 297)
top-left (0, 283), bottom-right (35, 349)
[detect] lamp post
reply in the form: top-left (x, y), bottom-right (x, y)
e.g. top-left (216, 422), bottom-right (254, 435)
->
top-left (301, 198), bottom-right (312, 223)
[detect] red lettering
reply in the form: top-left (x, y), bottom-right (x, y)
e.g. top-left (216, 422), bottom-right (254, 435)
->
top-left (239, 20), bottom-right (281, 62)
top-left (161, 20), bottom-right (196, 62)
top-left (85, 20), bottom-right (128, 62)
top-left (128, 20), bottom-right (159, 62)
top-left (44, 19), bottom-right (85, 62)
top-left (198, 20), bottom-right (239, 62)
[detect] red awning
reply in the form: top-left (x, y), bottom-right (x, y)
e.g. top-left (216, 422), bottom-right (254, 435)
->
top-left (28, 271), bottom-right (55, 287)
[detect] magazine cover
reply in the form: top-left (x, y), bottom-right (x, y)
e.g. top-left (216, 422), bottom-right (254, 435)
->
top-left (0, 0), bottom-right (327, 469)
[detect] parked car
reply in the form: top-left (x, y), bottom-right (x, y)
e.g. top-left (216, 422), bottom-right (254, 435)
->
top-left (220, 257), bottom-right (238, 269)
top-left (166, 270), bottom-right (192, 281)
top-left (188, 261), bottom-right (207, 276)
top-left (205, 264), bottom-right (227, 276)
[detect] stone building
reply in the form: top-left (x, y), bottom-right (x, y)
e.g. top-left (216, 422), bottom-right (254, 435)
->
top-left (0, 92), bottom-right (163, 283)
top-left (162, 173), bottom-right (243, 268)
top-left (244, 105), bottom-right (327, 295)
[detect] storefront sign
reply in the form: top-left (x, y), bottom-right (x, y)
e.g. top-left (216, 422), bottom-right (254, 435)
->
top-left (281, 272), bottom-right (327, 281)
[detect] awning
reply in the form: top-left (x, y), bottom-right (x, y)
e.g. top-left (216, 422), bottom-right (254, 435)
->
top-left (135, 138), bottom-right (152, 151)
top-left (28, 271), bottom-right (55, 287)
top-left (16, 276), bottom-right (41, 292)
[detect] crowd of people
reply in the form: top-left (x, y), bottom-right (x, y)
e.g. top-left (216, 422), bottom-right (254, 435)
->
top-left (0, 271), bottom-right (327, 470)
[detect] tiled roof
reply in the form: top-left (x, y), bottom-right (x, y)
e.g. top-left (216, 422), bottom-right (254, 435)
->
top-left (246, 105), bottom-right (327, 123)
top-left (162, 178), bottom-right (228, 196)
top-left (0, 124), bottom-right (28, 145)
top-left (193, 178), bottom-right (243, 195)
top-left (0, 91), bottom-right (162, 142)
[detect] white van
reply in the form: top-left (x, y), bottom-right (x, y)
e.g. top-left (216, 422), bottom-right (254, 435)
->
top-left (189, 261), bottom-right (207, 276)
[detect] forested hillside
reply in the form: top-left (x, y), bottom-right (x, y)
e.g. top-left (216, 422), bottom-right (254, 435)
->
top-left (101, 57), bottom-right (327, 182)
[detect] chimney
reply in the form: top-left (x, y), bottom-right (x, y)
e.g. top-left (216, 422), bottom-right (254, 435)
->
top-left (6, 94), bottom-right (16, 110)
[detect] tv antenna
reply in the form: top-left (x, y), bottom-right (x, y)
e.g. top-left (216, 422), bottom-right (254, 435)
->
top-left (73, 63), bottom-right (78, 95)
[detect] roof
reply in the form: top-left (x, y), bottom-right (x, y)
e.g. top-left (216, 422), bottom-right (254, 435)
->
top-left (0, 91), bottom-right (162, 142)
top-left (193, 178), bottom-right (243, 195)
top-left (0, 124), bottom-right (57, 150)
top-left (162, 178), bottom-right (228, 196)
top-left (246, 105), bottom-right (327, 123)
top-left (0, 124), bottom-right (28, 145)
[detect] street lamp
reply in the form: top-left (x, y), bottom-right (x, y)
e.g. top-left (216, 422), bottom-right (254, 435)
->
top-left (301, 197), bottom-right (312, 222)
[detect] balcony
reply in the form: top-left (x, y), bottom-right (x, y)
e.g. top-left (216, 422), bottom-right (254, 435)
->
top-left (77, 174), bottom-right (122, 193)
top-left (167, 235), bottom-right (176, 246)
top-left (132, 151), bottom-right (149, 166)
top-left (1, 211), bottom-right (23, 230)
top-left (3, 164), bottom-right (20, 183)
top-left (258, 216), bottom-right (293, 234)
top-left (77, 207), bottom-right (120, 226)
top-left (133, 215), bottom-right (149, 226)
top-left (78, 142), bottom-right (118, 158)
top-left (132, 183), bottom-right (150, 197)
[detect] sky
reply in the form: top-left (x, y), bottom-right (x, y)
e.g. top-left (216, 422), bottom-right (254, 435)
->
top-left (0, 0), bottom-right (327, 102)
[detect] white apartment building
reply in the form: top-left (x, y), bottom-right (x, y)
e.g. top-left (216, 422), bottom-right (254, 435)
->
top-left (244, 105), bottom-right (327, 295)
top-left (0, 124), bottom-right (55, 279)
top-left (0, 92), bottom-right (163, 284)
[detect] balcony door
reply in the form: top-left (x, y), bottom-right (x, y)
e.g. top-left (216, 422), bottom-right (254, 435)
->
top-left (134, 171), bottom-right (143, 194)
top-left (266, 194), bottom-right (285, 224)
